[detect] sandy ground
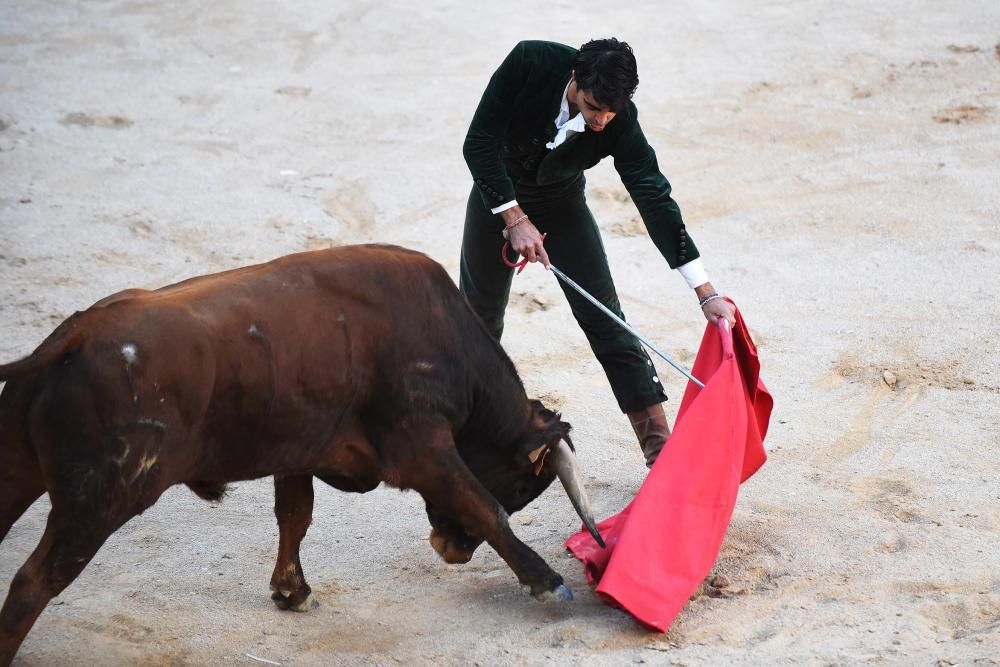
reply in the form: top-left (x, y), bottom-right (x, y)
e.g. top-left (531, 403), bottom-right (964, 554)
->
top-left (2, 1), bottom-right (999, 665)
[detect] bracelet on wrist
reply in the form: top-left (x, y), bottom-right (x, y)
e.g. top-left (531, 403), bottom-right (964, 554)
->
top-left (699, 293), bottom-right (724, 308)
top-left (501, 214), bottom-right (529, 239)
top-left (505, 214), bottom-right (528, 229)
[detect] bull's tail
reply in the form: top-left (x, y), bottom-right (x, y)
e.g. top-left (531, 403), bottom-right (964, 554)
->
top-left (0, 320), bottom-right (85, 381)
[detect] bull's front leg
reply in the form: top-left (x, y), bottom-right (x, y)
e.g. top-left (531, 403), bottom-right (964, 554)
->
top-left (394, 423), bottom-right (571, 601)
top-left (269, 474), bottom-right (317, 612)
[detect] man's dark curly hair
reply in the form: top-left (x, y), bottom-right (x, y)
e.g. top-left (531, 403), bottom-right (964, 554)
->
top-left (572, 38), bottom-right (639, 112)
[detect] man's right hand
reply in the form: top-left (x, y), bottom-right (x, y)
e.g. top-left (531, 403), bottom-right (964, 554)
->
top-left (501, 206), bottom-right (550, 268)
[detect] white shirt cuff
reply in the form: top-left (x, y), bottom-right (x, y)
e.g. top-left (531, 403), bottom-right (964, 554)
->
top-left (490, 199), bottom-right (519, 215)
top-left (677, 258), bottom-right (709, 289)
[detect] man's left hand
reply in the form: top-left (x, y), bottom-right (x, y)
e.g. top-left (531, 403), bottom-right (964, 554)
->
top-left (702, 297), bottom-right (736, 326)
top-left (694, 282), bottom-right (736, 326)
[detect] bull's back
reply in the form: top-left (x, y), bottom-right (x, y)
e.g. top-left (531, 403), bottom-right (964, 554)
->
top-left (144, 244), bottom-right (462, 328)
top-left (78, 244), bottom-right (465, 365)
top-left (5, 245), bottom-right (489, 479)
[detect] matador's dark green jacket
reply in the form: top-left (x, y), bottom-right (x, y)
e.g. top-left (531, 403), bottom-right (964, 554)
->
top-left (463, 40), bottom-right (698, 269)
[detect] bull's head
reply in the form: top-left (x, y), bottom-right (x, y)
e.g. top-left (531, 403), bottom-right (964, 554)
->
top-left (428, 399), bottom-right (604, 564)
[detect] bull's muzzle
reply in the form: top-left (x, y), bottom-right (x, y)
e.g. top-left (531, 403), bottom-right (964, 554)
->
top-left (549, 440), bottom-right (605, 548)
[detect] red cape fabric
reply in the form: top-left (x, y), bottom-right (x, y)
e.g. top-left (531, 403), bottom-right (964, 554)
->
top-left (565, 306), bottom-right (772, 632)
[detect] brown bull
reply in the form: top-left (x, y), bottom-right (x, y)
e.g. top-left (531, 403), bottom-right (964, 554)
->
top-left (0, 244), bottom-right (603, 664)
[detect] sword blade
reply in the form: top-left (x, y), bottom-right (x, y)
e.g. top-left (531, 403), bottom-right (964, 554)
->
top-left (547, 264), bottom-right (704, 389)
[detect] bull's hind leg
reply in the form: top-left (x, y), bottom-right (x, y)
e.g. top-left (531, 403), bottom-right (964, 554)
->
top-left (0, 481), bottom-right (44, 547)
top-left (0, 409), bottom-right (45, 545)
top-left (0, 499), bottom-right (136, 666)
top-left (0, 456), bottom-right (44, 546)
top-left (394, 422), bottom-right (570, 601)
top-left (269, 474), bottom-right (317, 612)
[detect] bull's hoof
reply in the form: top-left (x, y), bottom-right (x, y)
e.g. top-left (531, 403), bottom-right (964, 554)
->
top-left (291, 593), bottom-right (319, 612)
top-left (270, 587), bottom-right (317, 612)
top-left (533, 583), bottom-right (573, 602)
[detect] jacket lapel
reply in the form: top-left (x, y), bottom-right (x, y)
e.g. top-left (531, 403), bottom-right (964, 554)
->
top-left (542, 74), bottom-right (572, 143)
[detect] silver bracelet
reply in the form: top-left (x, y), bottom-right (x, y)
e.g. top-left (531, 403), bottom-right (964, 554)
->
top-left (699, 293), bottom-right (724, 308)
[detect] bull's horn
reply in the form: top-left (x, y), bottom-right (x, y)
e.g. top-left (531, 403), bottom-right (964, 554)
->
top-left (550, 440), bottom-right (605, 548)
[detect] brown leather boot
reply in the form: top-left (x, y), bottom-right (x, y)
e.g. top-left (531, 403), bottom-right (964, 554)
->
top-left (627, 403), bottom-right (671, 468)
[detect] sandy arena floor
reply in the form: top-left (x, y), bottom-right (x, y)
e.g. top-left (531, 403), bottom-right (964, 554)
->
top-left (1, 1), bottom-right (998, 665)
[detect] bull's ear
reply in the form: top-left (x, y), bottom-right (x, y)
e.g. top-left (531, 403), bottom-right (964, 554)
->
top-left (536, 407), bottom-right (572, 450)
top-left (531, 400), bottom-right (573, 449)
top-left (523, 399), bottom-right (573, 466)
top-left (528, 398), bottom-right (557, 423)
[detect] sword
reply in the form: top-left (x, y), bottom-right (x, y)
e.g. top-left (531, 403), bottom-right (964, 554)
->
top-left (502, 242), bottom-right (704, 389)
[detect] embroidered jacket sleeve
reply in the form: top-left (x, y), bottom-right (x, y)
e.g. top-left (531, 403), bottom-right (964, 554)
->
top-left (463, 42), bottom-right (530, 211)
top-left (613, 108), bottom-right (700, 269)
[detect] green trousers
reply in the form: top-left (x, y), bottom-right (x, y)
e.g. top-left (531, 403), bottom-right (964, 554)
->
top-left (459, 175), bottom-right (667, 414)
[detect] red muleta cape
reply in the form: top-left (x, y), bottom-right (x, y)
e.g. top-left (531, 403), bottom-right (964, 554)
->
top-left (566, 305), bottom-right (772, 631)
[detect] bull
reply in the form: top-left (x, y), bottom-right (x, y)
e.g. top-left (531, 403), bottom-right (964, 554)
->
top-left (0, 244), bottom-right (604, 664)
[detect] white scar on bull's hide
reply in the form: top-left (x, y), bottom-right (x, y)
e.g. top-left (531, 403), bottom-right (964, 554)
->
top-left (121, 343), bottom-right (140, 404)
top-left (121, 343), bottom-right (138, 365)
top-left (414, 361), bottom-right (434, 371)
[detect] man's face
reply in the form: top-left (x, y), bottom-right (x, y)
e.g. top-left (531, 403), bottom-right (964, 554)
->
top-left (569, 75), bottom-right (617, 133)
